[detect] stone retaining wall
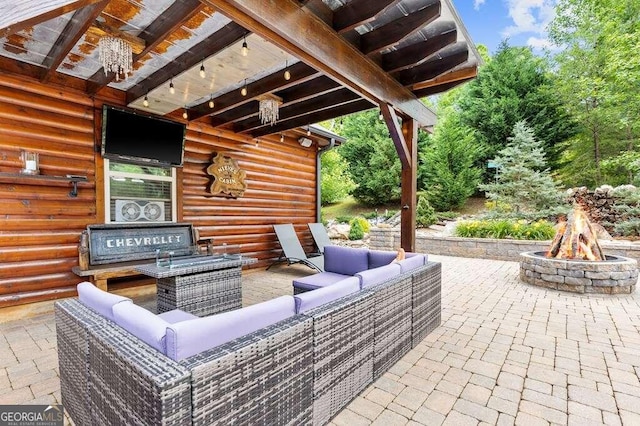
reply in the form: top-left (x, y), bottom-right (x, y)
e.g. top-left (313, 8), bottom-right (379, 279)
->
top-left (369, 228), bottom-right (640, 265)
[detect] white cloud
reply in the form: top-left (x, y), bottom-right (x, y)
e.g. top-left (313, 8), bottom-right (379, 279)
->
top-left (526, 36), bottom-right (558, 51)
top-left (501, 0), bottom-right (556, 38)
top-left (474, 0), bottom-right (486, 10)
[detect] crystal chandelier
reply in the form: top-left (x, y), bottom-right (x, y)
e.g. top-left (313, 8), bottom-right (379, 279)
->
top-left (98, 36), bottom-right (132, 81)
top-left (258, 94), bottom-right (282, 126)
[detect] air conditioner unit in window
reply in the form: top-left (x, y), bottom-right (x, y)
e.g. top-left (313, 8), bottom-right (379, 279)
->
top-left (115, 200), bottom-right (165, 222)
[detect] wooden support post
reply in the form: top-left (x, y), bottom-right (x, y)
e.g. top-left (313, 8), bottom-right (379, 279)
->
top-left (400, 118), bottom-right (418, 253)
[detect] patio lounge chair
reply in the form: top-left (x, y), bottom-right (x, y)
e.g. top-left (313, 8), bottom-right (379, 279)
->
top-left (308, 222), bottom-right (333, 254)
top-left (268, 224), bottom-right (324, 272)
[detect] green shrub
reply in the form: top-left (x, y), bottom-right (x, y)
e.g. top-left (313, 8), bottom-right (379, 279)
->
top-left (335, 215), bottom-right (354, 224)
top-left (348, 218), bottom-right (365, 240)
top-left (383, 210), bottom-right (398, 219)
top-left (363, 211), bottom-right (378, 220)
top-left (613, 219), bottom-right (640, 237)
top-left (454, 219), bottom-right (555, 240)
top-left (416, 195), bottom-right (437, 227)
top-left (437, 211), bottom-right (459, 220)
top-left (352, 216), bottom-right (370, 233)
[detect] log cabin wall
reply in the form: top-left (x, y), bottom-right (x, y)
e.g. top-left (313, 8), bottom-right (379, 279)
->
top-left (0, 73), bottom-right (318, 308)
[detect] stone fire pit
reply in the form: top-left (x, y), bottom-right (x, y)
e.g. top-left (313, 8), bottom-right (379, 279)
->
top-left (520, 251), bottom-right (637, 294)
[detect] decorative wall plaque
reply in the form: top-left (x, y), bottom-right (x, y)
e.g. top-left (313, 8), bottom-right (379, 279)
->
top-left (206, 152), bottom-right (247, 198)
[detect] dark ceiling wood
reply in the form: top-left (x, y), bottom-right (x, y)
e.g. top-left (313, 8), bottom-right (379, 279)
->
top-left (234, 88), bottom-right (359, 133)
top-left (188, 61), bottom-right (319, 121)
top-left (360, 2), bottom-right (440, 55)
top-left (204, 0), bottom-right (437, 127)
top-left (208, 76), bottom-right (340, 127)
top-left (413, 76), bottom-right (475, 98)
top-left (0, 0), bottom-right (106, 38)
top-left (88, 0), bottom-right (205, 94)
top-left (381, 25), bottom-right (457, 72)
top-left (40, 0), bottom-right (109, 82)
top-left (394, 42), bottom-right (469, 86)
top-left (333, 0), bottom-right (401, 33)
top-left (125, 21), bottom-right (249, 104)
top-left (250, 99), bottom-right (374, 138)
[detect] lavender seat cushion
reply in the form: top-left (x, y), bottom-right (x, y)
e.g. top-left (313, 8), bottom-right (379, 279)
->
top-left (294, 276), bottom-right (360, 314)
top-left (356, 263), bottom-right (402, 288)
top-left (76, 282), bottom-right (131, 322)
top-left (157, 309), bottom-right (198, 324)
top-left (324, 245), bottom-right (369, 276)
top-left (112, 302), bottom-right (170, 353)
top-left (165, 295), bottom-right (296, 361)
top-left (293, 272), bottom-right (352, 291)
top-left (397, 253), bottom-right (427, 273)
top-left (368, 250), bottom-right (399, 269)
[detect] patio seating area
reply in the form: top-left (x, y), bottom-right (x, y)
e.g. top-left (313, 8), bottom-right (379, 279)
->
top-left (2, 254), bottom-right (639, 425)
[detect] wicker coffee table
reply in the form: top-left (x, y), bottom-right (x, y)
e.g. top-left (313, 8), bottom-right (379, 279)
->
top-left (136, 255), bottom-right (257, 317)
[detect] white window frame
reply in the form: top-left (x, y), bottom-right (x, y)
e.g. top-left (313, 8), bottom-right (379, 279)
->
top-left (104, 158), bottom-right (177, 223)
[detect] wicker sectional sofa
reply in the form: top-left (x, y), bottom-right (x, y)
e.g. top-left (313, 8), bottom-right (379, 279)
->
top-left (56, 248), bottom-right (441, 426)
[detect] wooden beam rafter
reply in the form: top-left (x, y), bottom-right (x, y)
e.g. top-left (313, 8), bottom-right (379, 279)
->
top-left (207, 76), bottom-right (339, 127)
top-left (234, 88), bottom-right (359, 133)
top-left (250, 99), bottom-right (374, 138)
top-left (333, 0), bottom-right (401, 33)
top-left (394, 42), bottom-right (469, 86)
top-left (381, 25), bottom-right (457, 72)
top-left (125, 21), bottom-right (249, 105)
top-left (412, 65), bottom-right (477, 91)
top-left (360, 1), bottom-right (440, 55)
top-left (0, 0), bottom-right (105, 38)
top-left (40, 0), bottom-right (109, 82)
top-left (412, 76), bottom-right (475, 98)
top-left (380, 103), bottom-right (410, 169)
top-left (203, 0), bottom-right (437, 127)
top-left (87, 0), bottom-right (204, 94)
top-left (188, 61), bottom-right (319, 121)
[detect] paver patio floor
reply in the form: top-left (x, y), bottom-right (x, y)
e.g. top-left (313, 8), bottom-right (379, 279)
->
top-left (1, 254), bottom-right (639, 425)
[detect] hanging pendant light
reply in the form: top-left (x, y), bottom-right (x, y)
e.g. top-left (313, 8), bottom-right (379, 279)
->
top-left (143, 94), bottom-right (149, 107)
top-left (208, 96), bottom-right (215, 109)
top-left (98, 36), bottom-right (132, 81)
top-left (182, 107), bottom-right (188, 120)
top-left (241, 79), bottom-right (248, 96)
top-left (169, 78), bottom-right (175, 94)
top-left (199, 61), bottom-right (206, 79)
top-left (241, 36), bottom-right (249, 57)
top-left (283, 60), bottom-right (291, 81)
top-left (257, 94), bottom-right (282, 126)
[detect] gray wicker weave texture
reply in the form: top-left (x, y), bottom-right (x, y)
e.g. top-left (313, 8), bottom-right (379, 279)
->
top-left (88, 325), bottom-right (192, 425)
top-left (306, 291), bottom-right (376, 426)
top-left (412, 262), bottom-right (442, 347)
top-left (55, 300), bottom-right (107, 426)
top-left (157, 268), bottom-right (242, 316)
top-left (181, 316), bottom-right (314, 426)
top-left (369, 274), bottom-right (413, 380)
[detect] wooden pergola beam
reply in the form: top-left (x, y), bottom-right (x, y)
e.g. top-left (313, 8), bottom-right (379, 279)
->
top-left (39, 0), bottom-right (109, 82)
top-left (250, 99), bottom-right (373, 138)
top-left (125, 21), bottom-right (249, 105)
top-left (394, 42), bottom-right (468, 86)
top-left (381, 25), bottom-right (457, 72)
top-left (380, 103), bottom-right (410, 169)
top-left (333, 0), bottom-right (402, 33)
top-left (202, 0), bottom-right (437, 127)
top-left (0, 0), bottom-right (105, 38)
top-left (188, 61), bottom-right (319, 121)
top-left (88, 0), bottom-right (205, 94)
top-left (360, 1), bottom-right (440, 55)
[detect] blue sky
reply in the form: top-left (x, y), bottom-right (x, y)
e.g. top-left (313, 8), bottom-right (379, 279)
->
top-left (451, 0), bottom-right (557, 55)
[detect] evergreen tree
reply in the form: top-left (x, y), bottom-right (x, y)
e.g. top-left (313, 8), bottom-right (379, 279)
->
top-left (479, 121), bottom-right (563, 213)
top-left (458, 42), bottom-right (577, 174)
top-left (416, 195), bottom-right (437, 227)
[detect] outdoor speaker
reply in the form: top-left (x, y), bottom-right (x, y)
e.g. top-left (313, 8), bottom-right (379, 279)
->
top-left (298, 137), bottom-right (312, 147)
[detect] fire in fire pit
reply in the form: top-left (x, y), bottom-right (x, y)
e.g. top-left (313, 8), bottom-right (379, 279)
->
top-left (520, 206), bottom-right (638, 294)
top-left (546, 207), bottom-right (604, 260)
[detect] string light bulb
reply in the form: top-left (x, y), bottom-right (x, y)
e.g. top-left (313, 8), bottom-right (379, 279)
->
top-left (169, 78), bottom-right (175, 94)
top-left (307, 125), bottom-right (311, 136)
top-left (208, 96), bottom-right (215, 109)
top-left (241, 36), bottom-right (248, 57)
top-left (143, 94), bottom-right (149, 107)
top-left (283, 61), bottom-right (291, 81)
top-left (199, 61), bottom-right (206, 79)
top-left (280, 134), bottom-right (284, 143)
top-left (182, 107), bottom-right (188, 120)
top-left (241, 79), bottom-right (247, 96)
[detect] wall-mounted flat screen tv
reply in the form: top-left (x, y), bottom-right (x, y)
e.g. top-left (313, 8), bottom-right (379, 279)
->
top-left (102, 105), bottom-right (186, 167)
